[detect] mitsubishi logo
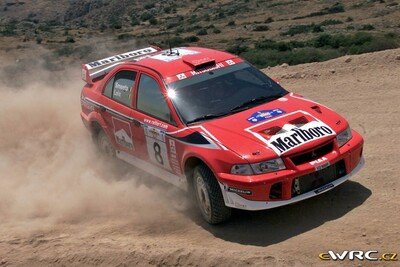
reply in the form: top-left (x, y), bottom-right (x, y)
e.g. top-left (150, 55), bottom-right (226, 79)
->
top-left (311, 150), bottom-right (317, 158)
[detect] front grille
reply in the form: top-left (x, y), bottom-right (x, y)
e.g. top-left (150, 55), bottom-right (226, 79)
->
top-left (290, 141), bottom-right (333, 165)
top-left (291, 160), bottom-right (346, 197)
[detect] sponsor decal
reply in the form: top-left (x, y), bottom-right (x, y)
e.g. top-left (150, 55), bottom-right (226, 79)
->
top-left (143, 118), bottom-right (168, 129)
top-left (189, 62), bottom-right (224, 76)
top-left (114, 81), bottom-right (129, 92)
top-left (115, 129), bottom-right (133, 149)
top-left (227, 187), bottom-right (252, 195)
top-left (113, 81), bottom-right (131, 97)
top-left (85, 47), bottom-right (158, 70)
top-left (319, 251), bottom-right (398, 262)
top-left (169, 139), bottom-right (181, 175)
top-left (176, 73), bottom-right (187, 80)
top-left (315, 161), bottom-right (330, 171)
top-left (314, 183), bottom-right (334, 194)
top-left (144, 125), bottom-right (166, 142)
top-left (246, 111), bottom-right (336, 156)
top-left (112, 117), bottom-right (134, 150)
top-left (267, 121), bottom-right (335, 155)
top-left (310, 156), bottom-right (330, 171)
top-left (247, 109), bottom-right (286, 123)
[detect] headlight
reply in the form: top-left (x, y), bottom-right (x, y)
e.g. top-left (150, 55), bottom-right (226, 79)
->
top-left (336, 126), bottom-right (352, 147)
top-left (230, 164), bottom-right (253, 175)
top-left (251, 158), bottom-right (286, 174)
top-left (231, 158), bottom-right (286, 175)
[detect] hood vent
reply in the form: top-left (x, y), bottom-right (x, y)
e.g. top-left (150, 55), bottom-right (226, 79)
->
top-left (289, 116), bottom-right (309, 127)
top-left (263, 126), bottom-right (282, 137)
top-left (311, 105), bottom-right (322, 114)
top-left (263, 116), bottom-right (310, 137)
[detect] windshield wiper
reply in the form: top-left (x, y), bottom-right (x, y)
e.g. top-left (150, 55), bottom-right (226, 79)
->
top-left (186, 113), bottom-right (227, 124)
top-left (230, 94), bottom-right (284, 113)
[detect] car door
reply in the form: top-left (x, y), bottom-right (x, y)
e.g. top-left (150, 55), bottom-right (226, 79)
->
top-left (131, 72), bottom-right (183, 175)
top-left (100, 70), bottom-right (139, 155)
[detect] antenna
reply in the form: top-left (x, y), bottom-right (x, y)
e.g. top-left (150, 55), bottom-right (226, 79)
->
top-left (167, 32), bottom-right (172, 54)
top-left (165, 32), bottom-right (180, 56)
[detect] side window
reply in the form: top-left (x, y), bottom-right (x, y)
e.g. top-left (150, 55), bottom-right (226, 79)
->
top-left (137, 74), bottom-right (173, 123)
top-left (103, 77), bottom-right (114, 98)
top-left (103, 71), bottom-right (136, 107)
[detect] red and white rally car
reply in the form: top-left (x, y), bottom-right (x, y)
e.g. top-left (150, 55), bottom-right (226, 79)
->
top-left (80, 46), bottom-right (364, 224)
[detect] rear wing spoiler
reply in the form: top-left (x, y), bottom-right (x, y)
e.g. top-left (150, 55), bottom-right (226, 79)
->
top-left (81, 46), bottom-right (161, 84)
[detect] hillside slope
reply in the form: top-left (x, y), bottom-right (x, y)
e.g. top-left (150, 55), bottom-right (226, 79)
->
top-left (1, 0), bottom-right (399, 67)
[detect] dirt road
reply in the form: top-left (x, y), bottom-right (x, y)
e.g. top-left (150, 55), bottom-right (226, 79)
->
top-left (0, 48), bottom-right (399, 266)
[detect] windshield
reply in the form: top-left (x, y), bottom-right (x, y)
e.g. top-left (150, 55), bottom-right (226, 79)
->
top-left (167, 62), bottom-right (288, 124)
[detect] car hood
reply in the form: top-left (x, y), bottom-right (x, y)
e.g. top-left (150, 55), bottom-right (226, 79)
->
top-left (200, 93), bottom-right (348, 162)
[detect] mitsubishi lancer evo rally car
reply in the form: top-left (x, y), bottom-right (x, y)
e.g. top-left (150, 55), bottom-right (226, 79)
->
top-left (80, 46), bottom-right (364, 224)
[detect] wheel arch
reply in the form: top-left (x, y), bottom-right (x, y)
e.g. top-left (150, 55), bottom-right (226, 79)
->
top-left (184, 155), bottom-right (217, 189)
top-left (87, 112), bottom-right (109, 138)
top-left (186, 155), bottom-right (232, 224)
top-left (90, 121), bottom-right (103, 137)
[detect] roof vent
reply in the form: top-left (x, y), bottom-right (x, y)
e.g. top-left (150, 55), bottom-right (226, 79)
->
top-left (182, 55), bottom-right (216, 70)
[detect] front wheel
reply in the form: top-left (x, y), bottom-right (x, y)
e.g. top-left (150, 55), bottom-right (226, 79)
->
top-left (193, 165), bottom-right (231, 224)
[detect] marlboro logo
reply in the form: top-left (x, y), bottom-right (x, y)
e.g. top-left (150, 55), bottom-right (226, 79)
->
top-left (85, 47), bottom-right (158, 70)
top-left (267, 121), bottom-right (335, 155)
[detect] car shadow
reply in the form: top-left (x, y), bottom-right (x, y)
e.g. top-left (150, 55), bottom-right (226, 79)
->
top-left (190, 181), bottom-right (371, 247)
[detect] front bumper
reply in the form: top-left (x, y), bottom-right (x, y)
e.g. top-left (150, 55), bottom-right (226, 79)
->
top-left (217, 130), bottom-right (364, 210)
top-left (219, 156), bottom-right (364, 210)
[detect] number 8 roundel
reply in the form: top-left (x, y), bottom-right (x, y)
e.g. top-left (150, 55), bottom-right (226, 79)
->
top-left (144, 125), bottom-right (172, 170)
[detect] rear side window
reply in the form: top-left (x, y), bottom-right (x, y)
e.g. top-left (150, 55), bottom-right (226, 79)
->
top-left (103, 70), bottom-right (137, 107)
top-left (103, 77), bottom-right (114, 98)
top-left (137, 74), bottom-right (172, 123)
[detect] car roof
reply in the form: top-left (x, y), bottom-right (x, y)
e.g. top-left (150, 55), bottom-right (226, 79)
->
top-left (129, 47), bottom-right (238, 80)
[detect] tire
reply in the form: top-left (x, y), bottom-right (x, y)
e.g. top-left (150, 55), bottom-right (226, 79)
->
top-left (97, 130), bottom-right (115, 158)
top-left (192, 164), bottom-right (231, 224)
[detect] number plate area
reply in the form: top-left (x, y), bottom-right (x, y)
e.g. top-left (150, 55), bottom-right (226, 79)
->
top-left (144, 125), bottom-right (172, 171)
top-left (291, 160), bottom-right (347, 197)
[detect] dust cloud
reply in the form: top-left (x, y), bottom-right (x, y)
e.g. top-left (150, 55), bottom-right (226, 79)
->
top-left (0, 49), bottom-right (187, 226)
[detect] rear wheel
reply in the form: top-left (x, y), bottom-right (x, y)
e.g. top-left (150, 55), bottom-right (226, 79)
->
top-left (193, 165), bottom-right (231, 224)
top-left (97, 130), bottom-right (115, 157)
